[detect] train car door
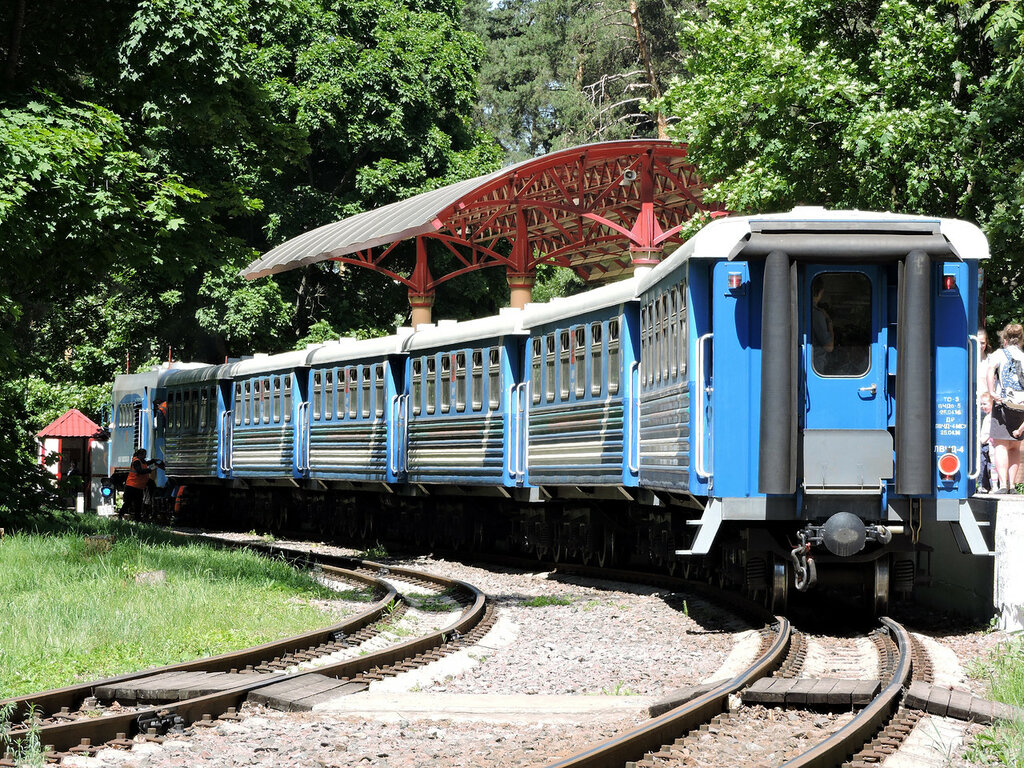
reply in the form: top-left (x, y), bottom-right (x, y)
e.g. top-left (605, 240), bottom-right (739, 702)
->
top-left (802, 266), bottom-right (892, 492)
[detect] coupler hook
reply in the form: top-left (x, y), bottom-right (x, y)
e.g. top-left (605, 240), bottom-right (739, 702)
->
top-left (791, 537), bottom-right (817, 592)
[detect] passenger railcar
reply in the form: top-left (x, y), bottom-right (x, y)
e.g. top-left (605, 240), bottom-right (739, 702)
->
top-left (106, 208), bottom-right (992, 611)
top-left (306, 335), bottom-right (407, 485)
top-left (403, 314), bottom-right (524, 488)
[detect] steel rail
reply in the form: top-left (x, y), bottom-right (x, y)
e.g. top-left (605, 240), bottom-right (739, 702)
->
top-left (4, 559), bottom-right (489, 754)
top-left (541, 616), bottom-right (791, 768)
top-left (778, 616), bottom-right (913, 768)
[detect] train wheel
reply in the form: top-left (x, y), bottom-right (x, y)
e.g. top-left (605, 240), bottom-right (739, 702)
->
top-left (769, 557), bottom-right (789, 614)
top-left (596, 531), bottom-right (615, 568)
top-left (873, 556), bottom-right (891, 616)
top-left (552, 540), bottom-right (565, 563)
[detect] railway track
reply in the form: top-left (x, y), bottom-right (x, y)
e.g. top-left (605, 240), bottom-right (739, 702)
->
top-left (0, 555), bottom-right (494, 760)
top-left (538, 617), bottom-right (928, 768)
top-left (3, 532), bottom-right (1003, 767)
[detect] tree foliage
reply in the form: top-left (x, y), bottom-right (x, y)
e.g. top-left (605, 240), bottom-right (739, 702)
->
top-left (655, 0), bottom-right (1024, 330)
top-left (465, 0), bottom-right (689, 158)
top-left (0, 0), bottom-right (498, 510)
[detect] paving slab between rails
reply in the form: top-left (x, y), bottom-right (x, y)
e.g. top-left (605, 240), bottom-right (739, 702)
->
top-left (309, 691), bottom-right (655, 723)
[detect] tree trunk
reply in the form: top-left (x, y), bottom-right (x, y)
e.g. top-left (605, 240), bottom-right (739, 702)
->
top-left (3, 0), bottom-right (26, 90)
top-left (627, 0), bottom-right (667, 138)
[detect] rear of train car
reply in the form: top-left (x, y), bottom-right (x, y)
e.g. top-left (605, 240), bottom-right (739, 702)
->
top-left (637, 207), bottom-right (990, 611)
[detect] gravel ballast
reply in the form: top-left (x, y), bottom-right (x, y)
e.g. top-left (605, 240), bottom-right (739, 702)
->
top-left (55, 533), bottom-right (1011, 767)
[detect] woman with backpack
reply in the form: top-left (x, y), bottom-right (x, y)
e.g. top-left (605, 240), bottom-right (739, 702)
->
top-left (987, 323), bottom-right (1024, 493)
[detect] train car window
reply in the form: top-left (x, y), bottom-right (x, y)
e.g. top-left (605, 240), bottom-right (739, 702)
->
top-left (412, 359), bottom-right (423, 416)
top-left (234, 384), bottom-right (242, 426)
top-left (810, 272), bottom-right (871, 377)
top-left (559, 331), bottom-right (570, 400)
top-left (456, 352), bottom-right (467, 412)
top-left (648, 302), bottom-right (656, 387)
top-left (608, 319), bottom-right (621, 395)
top-left (639, 306), bottom-right (649, 387)
top-left (489, 348), bottom-right (501, 410)
top-left (664, 294), bottom-right (671, 381)
top-left (574, 328), bottom-right (586, 398)
top-left (271, 378), bottom-right (280, 424)
top-left (200, 389), bottom-right (208, 429)
top-left (334, 369), bottom-right (343, 420)
top-left (678, 283), bottom-right (688, 377)
top-left (651, 299), bottom-right (659, 384)
top-left (243, 381), bottom-right (252, 425)
top-left (591, 323), bottom-right (603, 396)
top-left (323, 371), bottom-right (333, 421)
top-left (440, 355), bottom-right (451, 413)
top-left (427, 357), bottom-right (436, 414)
top-left (532, 339), bottom-right (542, 404)
top-left (345, 368), bottom-right (355, 419)
top-left (375, 364), bottom-right (385, 418)
top-left (361, 366), bottom-right (371, 418)
top-left (471, 350), bottom-right (483, 411)
top-left (546, 335), bottom-right (556, 402)
top-left (312, 372), bottom-right (322, 421)
top-left (283, 375), bottom-right (292, 423)
top-left (669, 289), bottom-right (678, 379)
top-left (263, 379), bottom-right (272, 424)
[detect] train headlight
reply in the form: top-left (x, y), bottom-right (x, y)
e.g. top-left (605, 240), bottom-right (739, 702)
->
top-left (938, 452), bottom-right (960, 479)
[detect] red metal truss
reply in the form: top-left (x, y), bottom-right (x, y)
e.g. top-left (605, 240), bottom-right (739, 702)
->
top-left (245, 140), bottom-right (724, 298)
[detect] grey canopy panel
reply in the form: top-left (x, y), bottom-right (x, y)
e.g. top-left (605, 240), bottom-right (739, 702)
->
top-left (242, 171), bottom-right (506, 280)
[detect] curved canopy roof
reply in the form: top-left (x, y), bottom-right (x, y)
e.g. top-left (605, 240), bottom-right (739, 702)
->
top-left (243, 140), bottom-right (723, 288)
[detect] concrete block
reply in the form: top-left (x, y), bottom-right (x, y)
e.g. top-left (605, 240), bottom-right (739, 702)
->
top-left (904, 680), bottom-right (931, 710)
top-left (785, 678), bottom-right (819, 705)
top-left (926, 686), bottom-right (952, 718)
top-left (946, 689), bottom-right (973, 720)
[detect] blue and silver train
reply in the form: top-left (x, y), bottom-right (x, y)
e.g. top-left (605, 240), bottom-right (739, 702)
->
top-left (108, 208), bottom-right (992, 611)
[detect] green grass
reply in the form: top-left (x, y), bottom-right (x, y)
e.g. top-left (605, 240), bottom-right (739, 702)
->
top-left (0, 519), bottom-right (351, 699)
top-left (519, 595), bottom-right (574, 608)
top-left (965, 636), bottom-right (1024, 765)
top-left (407, 590), bottom-right (457, 612)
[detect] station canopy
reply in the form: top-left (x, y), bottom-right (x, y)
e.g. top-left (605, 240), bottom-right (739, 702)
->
top-left (243, 139), bottom-right (724, 306)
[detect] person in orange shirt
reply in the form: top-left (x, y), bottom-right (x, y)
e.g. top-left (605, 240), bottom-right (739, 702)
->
top-left (122, 448), bottom-right (164, 519)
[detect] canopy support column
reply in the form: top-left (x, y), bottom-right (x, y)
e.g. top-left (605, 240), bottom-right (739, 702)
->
top-left (409, 237), bottom-right (435, 327)
top-left (507, 207), bottom-right (535, 309)
top-left (628, 152), bottom-right (664, 268)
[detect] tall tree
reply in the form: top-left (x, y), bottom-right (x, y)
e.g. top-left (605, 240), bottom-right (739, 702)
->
top-left (655, 0), bottom-right (1024, 328)
top-left (0, 0), bottom-right (499, 510)
top-left (466, 0), bottom-right (688, 158)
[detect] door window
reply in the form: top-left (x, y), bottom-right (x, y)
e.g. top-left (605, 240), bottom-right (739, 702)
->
top-left (810, 272), bottom-right (871, 377)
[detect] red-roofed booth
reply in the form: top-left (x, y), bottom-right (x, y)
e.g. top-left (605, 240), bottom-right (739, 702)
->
top-left (37, 409), bottom-right (104, 510)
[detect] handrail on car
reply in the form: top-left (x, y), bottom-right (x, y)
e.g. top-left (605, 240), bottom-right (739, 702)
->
top-left (297, 401), bottom-right (311, 472)
top-left (695, 332), bottom-right (714, 480)
top-left (508, 383), bottom-right (529, 481)
top-left (389, 395), bottom-right (400, 475)
top-left (968, 334), bottom-right (981, 481)
top-left (219, 411), bottom-right (233, 473)
top-left (516, 382), bottom-right (529, 480)
top-left (506, 384), bottom-right (518, 480)
top-left (627, 361), bottom-right (640, 475)
top-left (399, 394), bottom-right (409, 474)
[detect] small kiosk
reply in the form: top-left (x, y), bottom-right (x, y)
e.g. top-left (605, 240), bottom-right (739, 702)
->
top-left (37, 409), bottom-right (104, 511)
